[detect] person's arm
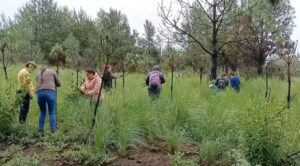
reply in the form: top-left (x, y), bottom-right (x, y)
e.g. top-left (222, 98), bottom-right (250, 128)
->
top-left (53, 71), bottom-right (61, 87)
top-left (160, 74), bottom-right (166, 84)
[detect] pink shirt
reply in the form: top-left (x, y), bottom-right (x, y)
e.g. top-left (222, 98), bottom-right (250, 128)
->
top-left (80, 74), bottom-right (102, 101)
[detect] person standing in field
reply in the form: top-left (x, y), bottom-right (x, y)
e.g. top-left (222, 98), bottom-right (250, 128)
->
top-left (17, 61), bottom-right (37, 124)
top-left (145, 65), bottom-right (166, 99)
top-left (230, 72), bottom-right (241, 92)
top-left (36, 66), bottom-right (61, 134)
top-left (215, 73), bottom-right (229, 90)
top-left (102, 65), bottom-right (114, 91)
top-left (80, 69), bottom-right (103, 102)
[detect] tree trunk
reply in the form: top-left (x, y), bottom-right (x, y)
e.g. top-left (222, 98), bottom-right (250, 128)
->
top-left (2, 52), bottom-right (8, 80)
top-left (211, 54), bottom-right (218, 80)
top-left (10, 42), bottom-right (13, 65)
top-left (3, 66), bottom-right (8, 80)
top-left (287, 63), bottom-right (291, 109)
top-left (265, 64), bottom-right (269, 99)
top-left (114, 76), bottom-right (117, 89)
top-left (171, 66), bottom-right (174, 99)
top-left (76, 69), bottom-right (79, 86)
top-left (171, 54), bottom-right (174, 99)
top-left (30, 44), bottom-right (34, 60)
top-left (257, 64), bottom-right (264, 75)
top-left (199, 68), bottom-right (203, 85)
top-left (257, 52), bottom-right (266, 75)
top-left (122, 60), bottom-right (125, 89)
top-left (210, 1), bottom-right (218, 80)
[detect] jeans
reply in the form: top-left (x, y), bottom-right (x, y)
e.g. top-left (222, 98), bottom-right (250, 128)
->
top-left (36, 90), bottom-right (56, 133)
top-left (17, 90), bottom-right (30, 124)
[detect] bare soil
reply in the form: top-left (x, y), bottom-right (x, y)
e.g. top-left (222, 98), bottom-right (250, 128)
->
top-left (1, 138), bottom-right (202, 166)
top-left (107, 139), bottom-right (170, 166)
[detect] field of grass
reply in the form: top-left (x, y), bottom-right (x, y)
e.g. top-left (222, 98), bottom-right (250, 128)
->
top-left (1, 65), bottom-right (300, 166)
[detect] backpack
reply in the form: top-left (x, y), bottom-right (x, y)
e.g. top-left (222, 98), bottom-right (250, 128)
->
top-left (149, 71), bottom-right (161, 87)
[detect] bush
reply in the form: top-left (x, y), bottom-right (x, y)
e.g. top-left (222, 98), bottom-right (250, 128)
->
top-left (0, 85), bottom-right (19, 140)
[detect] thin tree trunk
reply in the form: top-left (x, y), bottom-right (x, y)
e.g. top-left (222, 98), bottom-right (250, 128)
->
top-left (171, 66), bottom-right (174, 99)
top-left (3, 66), bottom-right (8, 80)
top-left (2, 51), bottom-right (8, 80)
top-left (76, 69), bottom-right (79, 87)
top-left (200, 68), bottom-right (203, 85)
top-left (85, 35), bottom-right (112, 143)
top-left (10, 42), bottom-right (13, 65)
top-left (114, 76), bottom-right (117, 89)
top-left (122, 60), bottom-right (125, 89)
top-left (265, 64), bottom-right (269, 99)
top-left (287, 63), bottom-right (291, 109)
top-left (171, 54), bottom-right (174, 99)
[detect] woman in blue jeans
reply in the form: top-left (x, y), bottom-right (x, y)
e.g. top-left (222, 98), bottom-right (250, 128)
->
top-left (36, 66), bottom-right (61, 134)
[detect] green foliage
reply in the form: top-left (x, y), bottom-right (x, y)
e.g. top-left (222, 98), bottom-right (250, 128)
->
top-left (170, 151), bottom-right (198, 166)
top-left (4, 153), bottom-right (41, 166)
top-left (0, 84), bottom-right (19, 140)
top-left (0, 67), bottom-right (300, 165)
top-left (64, 146), bottom-right (113, 165)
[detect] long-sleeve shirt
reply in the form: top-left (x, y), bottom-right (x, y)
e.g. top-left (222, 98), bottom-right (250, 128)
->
top-left (17, 68), bottom-right (34, 96)
top-left (36, 69), bottom-right (61, 91)
top-left (80, 74), bottom-right (102, 101)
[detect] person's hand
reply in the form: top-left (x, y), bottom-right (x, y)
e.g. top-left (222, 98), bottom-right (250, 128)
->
top-left (76, 87), bottom-right (84, 94)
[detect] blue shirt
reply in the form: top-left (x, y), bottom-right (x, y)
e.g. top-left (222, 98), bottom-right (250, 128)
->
top-left (230, 76), bottom-right (240, 92)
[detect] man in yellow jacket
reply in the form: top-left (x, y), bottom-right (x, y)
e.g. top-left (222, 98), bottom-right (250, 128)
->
top-left (17, 61), bottom-right (37, 124)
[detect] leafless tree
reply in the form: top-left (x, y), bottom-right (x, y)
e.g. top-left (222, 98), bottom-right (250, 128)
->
top-left (158, 0), bottom-right (237, 79)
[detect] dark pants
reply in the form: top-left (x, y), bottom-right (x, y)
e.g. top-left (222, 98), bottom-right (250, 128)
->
top-left (148, 85), bottom-right (161, 100)
top-left (17, 90), bottom-right (30, 124)
top-left (103, 79), bottom-right (113, 91)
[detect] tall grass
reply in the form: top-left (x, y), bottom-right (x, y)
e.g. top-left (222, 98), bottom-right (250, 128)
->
top-left (1, 66), bottom-right (300, 165)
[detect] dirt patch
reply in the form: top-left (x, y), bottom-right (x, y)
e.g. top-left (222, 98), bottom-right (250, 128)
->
top-left (44, 158), bottom-right (82, 166)
top-left (0, 143), bottom-right (8, 151)
top-left (108, 138), bottom-right (170, 166)
top-left (22, 145), bottom-right (44, 156)
top-left (180, 142), bottom-right (199, 158)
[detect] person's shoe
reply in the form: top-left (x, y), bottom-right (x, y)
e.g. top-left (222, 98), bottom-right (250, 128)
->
top-left (50, 129), bottom-right (56, 134)
top-left (38, 129), bottom-right (44, 136)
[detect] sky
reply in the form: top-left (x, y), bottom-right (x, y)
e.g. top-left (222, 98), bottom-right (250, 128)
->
top-left (0, 0), bottom-right (300, 43)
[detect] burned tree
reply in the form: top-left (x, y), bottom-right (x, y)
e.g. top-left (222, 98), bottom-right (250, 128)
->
top-left (85, 35), bottom-right (116, 143)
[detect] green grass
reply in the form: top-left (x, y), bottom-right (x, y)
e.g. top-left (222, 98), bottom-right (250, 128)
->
top-left (1, 65), bottom-right (300, 165)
